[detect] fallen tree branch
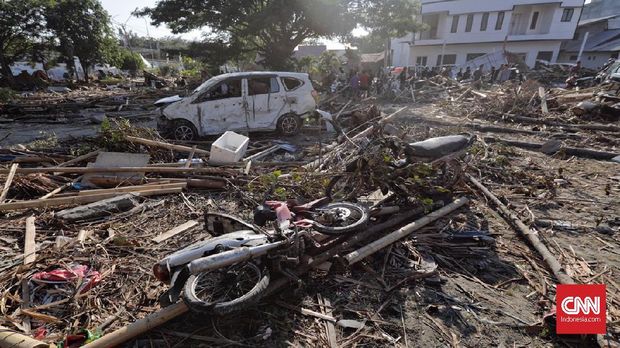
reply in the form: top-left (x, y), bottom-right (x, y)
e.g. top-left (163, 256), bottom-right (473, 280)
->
top-left (466, 174), bottom-right (574, 284)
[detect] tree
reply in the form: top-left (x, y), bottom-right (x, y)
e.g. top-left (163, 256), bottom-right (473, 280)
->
top-left (0, 1), bottom-right (48, 87)
top-left (137, 0), bottom-right (357, 70)
top-left (46, 0), bottom-right (117, 82)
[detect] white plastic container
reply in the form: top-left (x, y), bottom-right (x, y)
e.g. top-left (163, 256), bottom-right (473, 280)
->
top-left (209, 131), bottom-right (249, 164)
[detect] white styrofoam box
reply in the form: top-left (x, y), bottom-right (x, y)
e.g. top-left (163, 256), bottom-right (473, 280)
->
top-left (210, 131), bottom-right (249, 164)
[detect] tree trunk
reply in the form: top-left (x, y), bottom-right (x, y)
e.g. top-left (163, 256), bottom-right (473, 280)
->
top-left (81, 58), bottom-right (89, 83)
top-left (0, 55), bottom-right (16, 88)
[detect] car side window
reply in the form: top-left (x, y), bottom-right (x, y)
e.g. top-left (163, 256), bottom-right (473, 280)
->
top-left (193, 78), bottom-right (242, 103)
top-left (281, 77), bottom-right (304, 91)
top-left (248, 77), bottom-right (279, 96)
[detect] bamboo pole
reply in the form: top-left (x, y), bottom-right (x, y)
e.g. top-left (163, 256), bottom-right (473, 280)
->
top-left (81, 302), bottom-right (189, 348)
top-left (0, 326), bottom-right (53, 348)
top-left (125, 136), bottom-right (209, 155)
top-left (466, 174), bottom-right (574, 284)
top-left (344, 197), bottom-right (470, 265)
top-left (0, 163), bottom-right (19, 202)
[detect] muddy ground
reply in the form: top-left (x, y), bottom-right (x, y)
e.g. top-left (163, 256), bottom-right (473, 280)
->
top-left (1, 99), bottom-right (618, 348)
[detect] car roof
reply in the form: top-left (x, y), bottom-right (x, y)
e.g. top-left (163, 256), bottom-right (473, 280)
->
top-left (193, 71), bottom-right (310, 94)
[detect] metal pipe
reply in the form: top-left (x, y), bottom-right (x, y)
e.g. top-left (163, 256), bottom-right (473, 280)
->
top-left (188, 241), bottom-right (285, 274)
top-left (344, 197), bottom-right (470, 265)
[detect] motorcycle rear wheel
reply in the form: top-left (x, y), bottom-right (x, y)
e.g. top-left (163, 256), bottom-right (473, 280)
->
top-left (182, 261), bottom-right (270, 315)
top-left (312, 202), bottom-right (369, 235)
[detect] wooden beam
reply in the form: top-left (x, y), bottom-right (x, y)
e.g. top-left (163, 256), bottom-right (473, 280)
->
top-left (184, 145), bottom-right (197, 168)
top-left (24, 216), bottom-right (36, 265)
top-left (152, 220), bottom-right (199, 243)
top-left (539, 87), bottom-right (548, 114)
top-left (0, 163), bottom-right (19, 202)
top-left (51, 182), bottom-right (188, 198)
top-left (126, 136), bottom-right (209, 155)
top-left (0, 167), bottom-right (232, 175)
top-left (0, 187), bottom-right (184, 212)
top-left (57, 150), bottom-right (100, 167)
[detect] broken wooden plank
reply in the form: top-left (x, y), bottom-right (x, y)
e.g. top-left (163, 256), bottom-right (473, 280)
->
top-left (57, 150), bottom-right (100, 167)
top-left (53, 182), bottom-right (186, 197)
top-left (24, 216), bottom-right (36, 265)
top-left (152, 220), bottom-right (199, 243)
top-left (275, 300), bottom-right (337, 322)
top-left (0, 187), bottom-right (184, 212)
top-left (318, 294), bottom-right (338, 348)
top-left (184, 145), bottom-right (197, 168)
top-left (55, 194), bottom-right (140, 222)
top-left (539, 87), bottom-right (548, 114)
top-left (0, 163), bottom-right (19, 202)
top-left (126, 136), bottom-right (209, 155)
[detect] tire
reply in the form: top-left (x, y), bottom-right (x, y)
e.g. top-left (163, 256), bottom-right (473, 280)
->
top-left (277, 114), bottom-right (301, 136)
top-left (182, 261), bottom-right (270, 315)
top-left (312, 202), bottom-right (369, 235)
top-left (172, 119), bottom-right (198, 141)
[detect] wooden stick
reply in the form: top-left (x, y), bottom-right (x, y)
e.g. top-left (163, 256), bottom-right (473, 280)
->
top-left (0, 325), bottom-right (53, 348)
top-left (24, 216), bottom-right (36, 265)
top-left (57, 150), bottom-right (100, 167)
top-left (466, 174), bottom-right (574, 284)
top-left (0, 167), bottom-right (231, 175)
top-left (152, 220), bottom-right (199, 243)
top-left (81, 302), bottom-right (189, 348)
top-left (539, 87), bottom-right (548, 114)
top-left (126, 136), bottom-right (209, 155)
top-left (0, 187), bottom-right (184, 212)
top-left (344, 197), bottom-right (470, 265)
top-left (0, 163), bottom-right (18, 202)
top-left (184, 145), bottom-right (197, 168)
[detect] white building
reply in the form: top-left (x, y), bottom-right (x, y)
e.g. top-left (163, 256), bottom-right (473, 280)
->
top-left (558, 0), bottom-right (620, 69)
top-left (391, 0), bottom-right (585, 69)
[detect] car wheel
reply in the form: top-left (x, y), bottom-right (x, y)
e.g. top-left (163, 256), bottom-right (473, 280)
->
top-left (277, 114), bottom-right (301, 136)
top-left (172, 120), bottom-right (198, 141)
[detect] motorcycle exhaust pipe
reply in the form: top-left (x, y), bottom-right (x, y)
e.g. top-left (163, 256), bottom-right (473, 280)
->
top-left (188, 241), bottom-right (286, 274)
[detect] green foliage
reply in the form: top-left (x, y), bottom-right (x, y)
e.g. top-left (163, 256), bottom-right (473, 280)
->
top-left (158, 64), bottom-right (181, 77)
top-left (46, 0), bottom-right (117, 82)
top-left (0, 88), bottom-right (16, 103)
top-left (137, 0), bottom-right (357, 70)
top-left (0, 1), bottom-right (48, 86)
top-left (120, 50), bottom-right (145, 73)
top-left (317, 51), bottom-right (342, 75)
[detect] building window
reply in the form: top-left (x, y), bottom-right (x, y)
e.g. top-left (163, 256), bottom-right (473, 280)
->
top-left (495, 11), bottom-right (505, 30)
top-left (536, 51), bottom-right (553, 62)
top-left (451, 15), bottom-right (460, 33)
top-left (561, 8), bottom-right (574, 22)
top-left (416, 56), bottom-right (428, 66)
top-left (530, 12), bottom-right (539, 30)
top-left (466, 53), bottom-right (485, 61)
top-left (436, 54), bottom-right (457, 66)
top-left (480, 12), bottom-right (489, 31)
top-left (569, 55), bottom-right (578, 61)
top-left (465, 14), bottom-right (474, 32)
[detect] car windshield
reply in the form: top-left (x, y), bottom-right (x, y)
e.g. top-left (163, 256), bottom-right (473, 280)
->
top-left (192, 75), bottom-right (228, 95)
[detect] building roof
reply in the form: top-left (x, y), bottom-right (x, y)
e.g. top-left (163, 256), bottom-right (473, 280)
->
top-left (578, 15), bottom-right (620, 27)
top-left (563, 29), bottom-right (620, 52)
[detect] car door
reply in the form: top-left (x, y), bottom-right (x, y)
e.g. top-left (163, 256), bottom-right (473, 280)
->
top-left (191, 77), bottom-right (247, 134)
top-left (247, 75), bottom-right (285, 130)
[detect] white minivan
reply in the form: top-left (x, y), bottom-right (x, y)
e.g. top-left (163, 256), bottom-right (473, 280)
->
top-left (159, 72), bottom-right (319, 140)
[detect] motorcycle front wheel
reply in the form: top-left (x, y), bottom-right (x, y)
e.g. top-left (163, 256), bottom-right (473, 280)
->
top-left (312, 202), bottom-right (369, 235)
top-left (182, 261), bottom-right (270, 315)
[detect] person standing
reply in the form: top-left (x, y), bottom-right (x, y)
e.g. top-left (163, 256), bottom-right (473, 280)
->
top-left (359, 70), bottom-right (370, 98)
top-left (462, 67), bottom-right (472, 80)
top-left (350, 70), bottom-right (360, 99)
top-left (473, 65), bottom-right (484, 81)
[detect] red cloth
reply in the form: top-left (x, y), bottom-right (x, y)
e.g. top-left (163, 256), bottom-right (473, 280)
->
top-left (359, 73), bottom-right (370, 88)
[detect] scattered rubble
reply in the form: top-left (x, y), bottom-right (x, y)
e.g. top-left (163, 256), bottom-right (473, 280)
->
top-left (0, 69), bottom-right (618, 348)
